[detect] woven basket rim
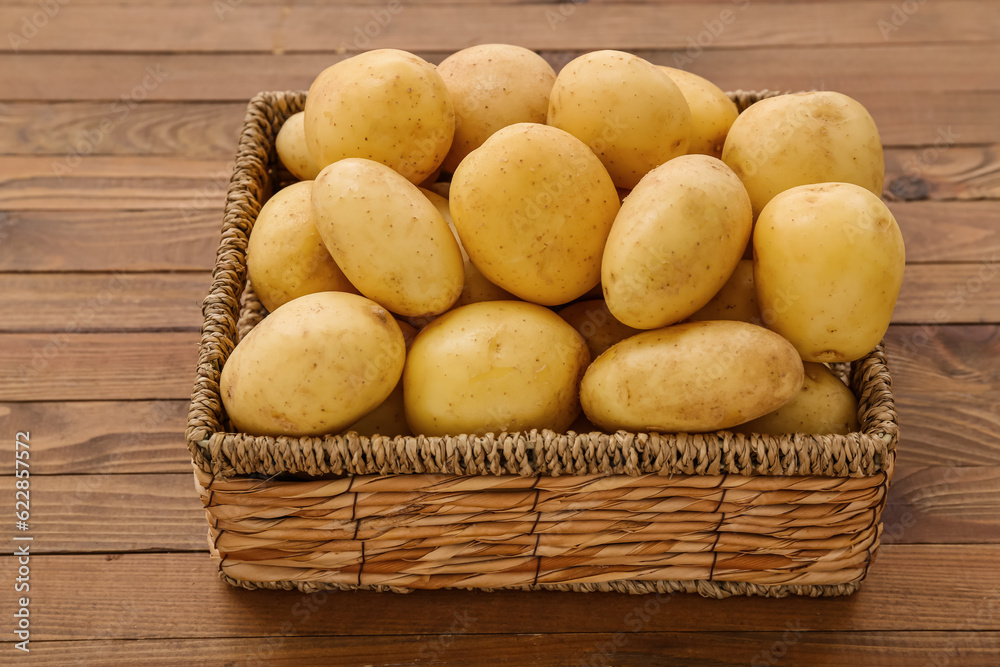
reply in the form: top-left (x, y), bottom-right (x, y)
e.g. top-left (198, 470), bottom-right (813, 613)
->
top-left (185, 89), bottom-right (900, 482)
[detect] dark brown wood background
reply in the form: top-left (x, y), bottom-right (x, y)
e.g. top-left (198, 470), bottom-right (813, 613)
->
top-left (1, 0), bottom-right (998, 664)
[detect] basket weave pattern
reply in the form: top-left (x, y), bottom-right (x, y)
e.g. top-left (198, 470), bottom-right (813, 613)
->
top-left (186, 90), bottom-right (899, 598)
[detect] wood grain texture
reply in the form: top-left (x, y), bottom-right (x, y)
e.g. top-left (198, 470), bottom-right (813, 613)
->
top-left (1, 546), bottom-right (998, 641)
top-left (0, 332), bottom-right (199, 401)
top-left (3, 93), bottom-right (997, 160)
top-left (3, 2), bottom-right (996, 54)
top-left (0, 210), bottom-right (219, 271)
top-left (0, 473), bottom-right (205, 552)
top-left (0, 146), bottom-right (993, 212)
top-left (2, 44), bottom-right (997, 102)
top-left (10, 632), bottom-right (1000, 667)
top-left (0, 400), bottom-right (190, 474)
top-left (2, 464), bottom-right (995, 554)
top-left (1, 263), bottom-right (995, 334)
top-left (1, 201), bottom-right (995, 273)
top-left (0, 272), bottom-right (210, 332)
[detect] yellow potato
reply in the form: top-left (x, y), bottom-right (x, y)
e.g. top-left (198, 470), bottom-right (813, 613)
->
top-left (658, 67), bottom-right (738, 158)
top-left (558, 299), bottom-right (641, 359)
top-left (722, 91), bottom-right (884, 217)
top-left (688, 259), bottom-right (761, 324)
top-left (312, 158), bottom-right (464, 318)
top-left (220, 292), bottom-right (405, 436)
top-left (580, 320), bottom-right (804, 433)
top-left (753, 182), bottom-right (905, 362)
top-left (342, 320), bottom-right (419, 438)
top-left (602, 155), bottom-right (752, 329)
top-left (275, 112), bottom-right (321, 181)
top-left (450, 123), bottom-right (620, 306)
top-left (437, 44), bottom-right (556, 173)
top-left (420, 188), bottom-right (517, 307)
top-left (733, 362), bottom-right (860, 435)
top-left (303, 49), bottom-right (455, 184)
top-left (404, 300), bottom-right (590, 436)
top-left (547, 50), bottom-right (692, 189)
top-left (246, 181), bottom-right (356, 313)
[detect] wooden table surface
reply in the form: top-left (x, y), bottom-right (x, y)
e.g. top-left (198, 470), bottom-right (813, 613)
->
top-left (1, 0), bottom-right (998, 664)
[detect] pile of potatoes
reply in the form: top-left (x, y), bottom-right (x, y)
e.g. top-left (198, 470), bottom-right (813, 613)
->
top-left (220, 45), bottom-right (905, 440)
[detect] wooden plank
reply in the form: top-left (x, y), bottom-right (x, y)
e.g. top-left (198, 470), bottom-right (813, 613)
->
top-left (2, 45), bottom-right (998, 102)
top-left (0, 101), bottom-right (245, 159)
top-left (1, 201), bottom-right (995, 272)
top-left (1, 546), bottom-right (998, 641)
top-left (2, 464), bottom-right (995, 554)
top-left (10, 631), bottom-right (1000, 667)
top-left (0, 272), bottom-right (209, 333)
top-left (0, 474), bottom-right (205, 553)
top-left (0, 332), bottom-right (199, 401)
top-left (1, 146), bottom-right (995, 212)
top-left (0, 400), bottom-right (191, 474)
top-left (0, 156), bottom-right (232, 210)
top-left (3, 3), bottom-right (996, 54)
top-left (0, 263), bottom-right (996, 334)
top-left (3, 94), bottom-right (998, 160)
top-left (885, 144), bottom-right (1000, 202)
top-left (0, 210), bottom-right (219, 272)
top-left (883, 465), bottom-right (1000, 546)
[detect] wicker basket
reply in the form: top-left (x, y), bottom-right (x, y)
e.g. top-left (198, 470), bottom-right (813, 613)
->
top-left (186, 90), bottom-right (899, 598)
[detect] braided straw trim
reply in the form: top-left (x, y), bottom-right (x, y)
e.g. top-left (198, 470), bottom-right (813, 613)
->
top-left (186, 89), bottom-right (899, 596)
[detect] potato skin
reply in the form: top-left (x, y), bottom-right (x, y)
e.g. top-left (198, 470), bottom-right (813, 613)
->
top-left (733, 362), bottom-right (860, 435)
top-left (403, 300), bottom-right (590, 437)
top-left (450, 123), bottom-right (620, 306)
top-left (688, 259), bottom-right (761, 324)
top-left (312, 158), bottom-right (465, 318)
top-left (220, 292), bottom-right (406, 437)
top-left (342, 320), bottom-right (419, 438)
top-left (658, 67), bottom-right (739, 158)
top-left (303, 49), bottom-right (454, 184)
top-left (437, 43), bottom-right (556, 173)
top-left (275, 112), bottom-right (321, 181)
top-left (580, 320), bottom-right (804, 433)
top-left (722, 91), bottom-right (884, 217)
top-left (548, 50), bottom-right (692, 189)
top-left (558, 299), bottom-right (640, 359)
top-left (602, 155), bottom-right (752, 329)
top-left (246, 181), bottom-right (356, 313)
top-left (753, 182), bottom-right (905, 363)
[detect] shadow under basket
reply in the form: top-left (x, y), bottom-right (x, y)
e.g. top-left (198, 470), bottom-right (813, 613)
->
top-left (186, 90), bottom-right (899, 598)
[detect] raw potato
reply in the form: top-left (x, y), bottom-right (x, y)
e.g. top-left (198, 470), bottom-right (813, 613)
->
top-left (722, 91), bottom-right (884, 217)
top-left (734, 362), bottom-right (860, 435)
top-left (450, 123), bottom-right (620, 306)
top-left (547, 50), bottom-right (692, 189)
top-left (246, 180), bottom-right (356, 313)
top-left (404, 300), bottom-right (590, 436)
top-left (437, 44), bottom-right (557, 173)
top-left (312, 158), bottom-right (465, 318)
top-left (221, 292), bottom-right (406, 437)
top-left (580, 320), bottom-right (804, 433)
top-left (558, 299), bottom-right (641, 359)
top-left (421, 187), bottom-right (517, 307)
top-left (303, 49), bottom-right (455, 184)
top-left (658, 67), bottom-right (739, 158)
top-left (688, 259), bottom-right (761, 324)
top-left (754, 182), bottom-right (905, 363)
top-left (602, 155), bottom-right (752, 329)
top-left (342, 320), bottom-right (419, 438)
top-left (276, 112), bottom-right (321, 181)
